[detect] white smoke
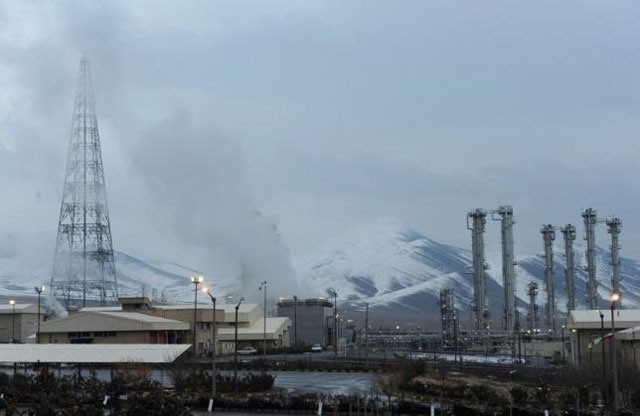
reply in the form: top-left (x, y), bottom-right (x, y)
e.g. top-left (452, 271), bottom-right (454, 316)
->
top-left (131, 111), bottom-right (300, 301)
top-left (45, 293), bottom-right (68, 318)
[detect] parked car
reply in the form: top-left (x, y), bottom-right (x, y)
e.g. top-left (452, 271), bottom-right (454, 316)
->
top-left (311, 344), bottom-right (323, 352)
top-left (238, 346), bottom-right (258, 355)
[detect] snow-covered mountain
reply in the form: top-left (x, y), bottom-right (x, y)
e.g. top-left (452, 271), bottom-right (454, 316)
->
top-left (2, 217), bottom-right (639, 323)
top-left (295, 217), bottom-right (640, 320)
top-left (0, 248), bottom-right (240, 303)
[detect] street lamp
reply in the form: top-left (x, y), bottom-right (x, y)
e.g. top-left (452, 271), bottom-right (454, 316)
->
top-left (259, 281), bottom-right (267, 356)
top-left (611, 292), bottom-right (620, 415)
top-left (34, 286), bottom-right (45, 344)
top-left (293, 295), bottom-right (298, 350)
top-left (560, 325), bottom-right (565, 364)
top-left (599, 310), bottom-right (606, 402)
top-left (190, 276), bottom-right (204, 356)
top-left (234, 297), bottom-right (245, 398)
top-left (327, 288), bottom-right (337, 358)
top-left (9, 300), bottom-right (15, 343)
top-left (202, 286), bottom-right (217, 398)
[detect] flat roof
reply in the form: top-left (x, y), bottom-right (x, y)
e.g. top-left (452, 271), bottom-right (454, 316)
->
top-left (569, 309), bottom-right (640, 329)
top-left (0, 304), bottom-right (39, 314)
top-left (41, 311), bottom-right (189, 333)
top-left (0, 344), bottom-right (191, 363)
top-left (218, 316), bottom-right (290, 340)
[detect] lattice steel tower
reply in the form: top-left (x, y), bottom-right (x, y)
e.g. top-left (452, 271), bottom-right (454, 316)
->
top-left (582, 208), bottom-right (598, 309)
top-left (541, 224), bottom-right (556, 331)
top-left (561, 224), bottom-right (576, 311)
top-left (467, 209), bottom-right (489, 332)
top-left (492, 206), bottom-right (516, 333)
top-left (606, 217), bottom-right (622, 305)
top-left (50, 55), bottom-right (118, 307)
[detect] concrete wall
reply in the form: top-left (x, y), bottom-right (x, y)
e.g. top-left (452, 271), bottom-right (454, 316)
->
top-left (0, 313), bottom-right (42, 343)
top-left (570, 329), bottom-right (640, 370)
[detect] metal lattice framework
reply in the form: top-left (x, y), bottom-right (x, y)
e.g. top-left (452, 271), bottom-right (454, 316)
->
top-left (438, 287), bottom-right (458, 347)
top-left (492, 205), bottom-right (516, 333)
top-left (606, 217), bottom-right (622, 306)
top-left (582, 208), bottom-right (598, 309)
top-left (50, 55), bottom-right (118, 307)
top-left (467, 209), bottom-right (489, 332)
top-left (560, 224), bottom-right (576, 312)
top-left (541, 224), bottom-right (556, 331)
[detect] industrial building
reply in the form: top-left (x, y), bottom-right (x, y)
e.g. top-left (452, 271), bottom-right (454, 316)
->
top-left (568, 309), bottom-right (640, 369)
top-left (39, 310), bottom-right (190, 344)
top-left (277, 298), bottom-right (333, 348)
top-left (0, 303), bottom-right (44, 344)
top-left (72, 298), bottom-right (291, 354)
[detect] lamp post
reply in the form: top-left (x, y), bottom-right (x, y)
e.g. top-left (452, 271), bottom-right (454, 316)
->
top-left (234, 297), bottom-right (245, 398)
top-left (327, 288), bottom-right (337, 358)
top-left (611, 292), bottom-right (620, 415)
top-left (599, 310), bottom-right (606, 402)
top-left (259, 281), bottom-right (267, 356)
top-left (9, 300), bottom-right (16, 343)
top-left (293, 295), bottom-right (298, 350)
top-left (561, 325), bottom-right (565, 364)
top-left (34, 286), bottom-right (45, 344)
top-left (190, 276), bottom-right (204, 356)
top-left (202, 286), bottom-right (217, 398)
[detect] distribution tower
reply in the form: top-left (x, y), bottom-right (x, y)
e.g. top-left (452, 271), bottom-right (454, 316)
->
top-left (582, 208), bottom-right (598, 309)
top-left (50, 55), bottom-right (118, 307)
top-left (560, 224), bottom-right (577, 311)
top-left (541, 224), bottom-right (556, 331)
top-left (467, 209), bottom-right (489, 332)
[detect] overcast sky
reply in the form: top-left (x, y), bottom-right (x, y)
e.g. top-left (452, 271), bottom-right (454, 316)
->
top-left (2, 1), bottom-right (640, 281)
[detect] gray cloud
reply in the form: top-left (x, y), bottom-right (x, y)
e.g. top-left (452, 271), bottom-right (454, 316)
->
top-left (1, 0), bottom-right (640, 289)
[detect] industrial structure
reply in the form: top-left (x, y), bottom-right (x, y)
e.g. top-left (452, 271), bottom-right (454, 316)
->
top-left (277, 297), bottom-right (334, 347)
top-left (526, 281), bottom-right (538, 332)
top-left (438, 287), bottom-right (458, 347)
top-left (467, 209), bottom-right (489, 332)
top-left (560, 224), bottom-right (577, 311)
top-left (607, 217), bottom-right (622, 305)
top-left (50, 55), bottom-right (118, 307)
top-left (541, 224), bottom-right (556, 331)
top-left (582, 208), bottom-right (598, 309)
top-left (492, 205), bottom-right (517, 333)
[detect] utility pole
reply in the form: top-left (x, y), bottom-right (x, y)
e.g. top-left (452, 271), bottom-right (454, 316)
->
top-left (467, 209), bottom-right (489, 332)
top-left (583, 208), bottom-right (598, 309)
top-left (259, 281), bottom-right (267, 356)
top-left (527, 282), bottom-right (538, 332)
top-left (611, 293), bottom-right (620, 415)
top-left (327, 288), bottom-right (338, 359)
top-left (364, 303), bottom-right (369, 364)
top-left (204, 286), bottom-right (217, 398)
top-left (190, 276), bottom-right (203, 356)
top-left (34, 286), bottom-right (45, 344)
top-left (561, 224), bottom-right (576, 311)
top-left (234, 297), bottom-right (245, 398)
top-left (541, 225), bottom-right (556, 331)
top-left (293, 295), bottom-right (298, 350)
